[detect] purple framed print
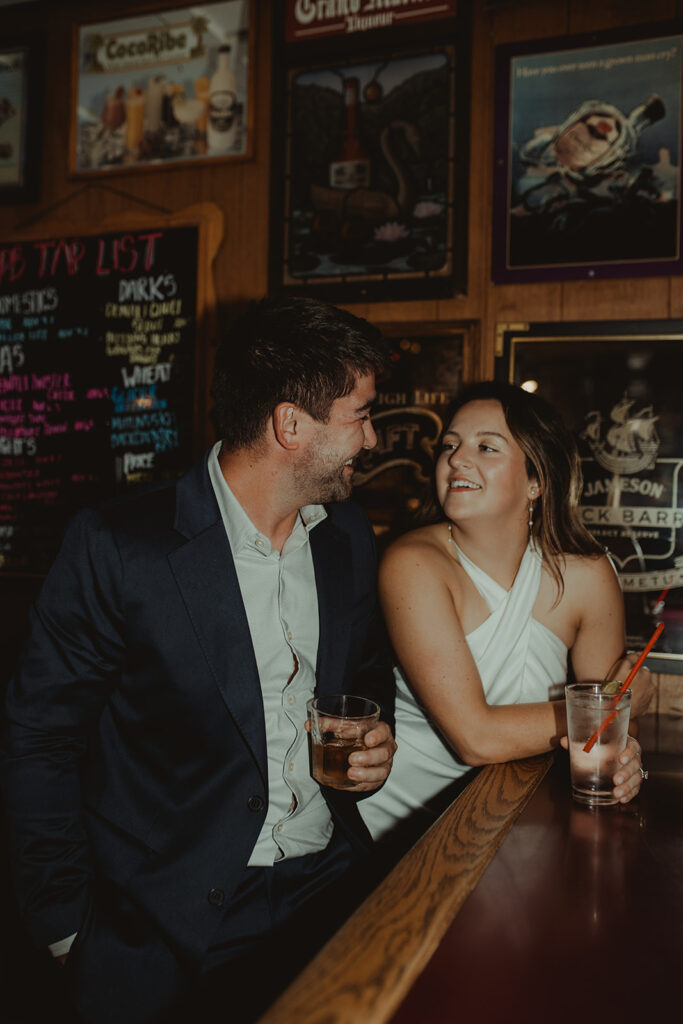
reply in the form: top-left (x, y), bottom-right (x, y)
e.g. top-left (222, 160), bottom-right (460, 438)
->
top-left (492, 22), bottom-right (683, 284)
top-left (496, 319), bottom-right (683, 673)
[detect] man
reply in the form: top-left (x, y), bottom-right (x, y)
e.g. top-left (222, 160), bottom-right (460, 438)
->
top-left (2, 297), bottom-right (396, 1023)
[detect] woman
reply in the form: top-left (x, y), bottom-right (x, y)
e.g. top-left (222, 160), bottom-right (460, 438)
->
top-left (359, 381), bottom-right (654, 843)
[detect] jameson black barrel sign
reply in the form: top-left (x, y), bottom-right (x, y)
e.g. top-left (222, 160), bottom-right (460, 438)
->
top-left (498, 321), bottom-right (683, 667)
top-left (0, 225), bottom-right (197, 575)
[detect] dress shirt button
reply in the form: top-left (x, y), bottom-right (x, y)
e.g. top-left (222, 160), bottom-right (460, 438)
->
top-left (248, 795), bottom-right (264, 812)
top-left (276, 824), bottom-right (283, 833)
top-left (287, 630), bottom-right (293, 642)
top-left (287, 695), bottom-right (295, 706)
top-left (208, 888), bottom-right (224, 907)
top-left (288, 762), bottom-right (295, 772)
top-left (255, 537), bottom-right (265, 548)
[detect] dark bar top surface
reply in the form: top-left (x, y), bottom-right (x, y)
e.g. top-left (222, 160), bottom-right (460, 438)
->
top-left (390, 746), bottom-right (683, 1024)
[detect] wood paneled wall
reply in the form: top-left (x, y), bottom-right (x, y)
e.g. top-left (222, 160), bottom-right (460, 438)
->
top-left (3, 0), bottom-right (683, 391)
top-left (1, 0), bottom-right (681, 703)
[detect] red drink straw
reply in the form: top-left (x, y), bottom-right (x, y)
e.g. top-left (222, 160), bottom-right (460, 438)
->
top-left (582, 621), bottom-right (664, 754)
top-left (652, 587), bottom-right (669, 614)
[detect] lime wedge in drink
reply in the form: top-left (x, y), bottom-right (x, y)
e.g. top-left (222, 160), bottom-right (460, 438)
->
top-left (601, 679), bottom-right (621, 693)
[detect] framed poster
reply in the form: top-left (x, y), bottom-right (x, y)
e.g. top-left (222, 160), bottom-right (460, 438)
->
top-left (493, 22), bottom-right (683, 283)
top-left (0, 35), bottom-right (43, 202)
top-left (496, 320), bottom-right (683, 672)
top-left (353, 320), bottom-right (479, 550)
top-left (270, 4), bottom-right (470, 302)
top-left (70, 1), bottom-right (253, 175)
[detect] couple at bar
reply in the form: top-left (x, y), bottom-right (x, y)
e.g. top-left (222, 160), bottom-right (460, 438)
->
top-left (2, 297), bottom-right (652, 1023)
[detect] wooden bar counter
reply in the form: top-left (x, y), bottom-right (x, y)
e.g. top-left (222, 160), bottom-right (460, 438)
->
top-left (259, 718), bottom-right (683, 1024)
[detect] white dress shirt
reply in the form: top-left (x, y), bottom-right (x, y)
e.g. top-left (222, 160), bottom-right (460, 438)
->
top-left (208, 443), bottom-right (334, 865)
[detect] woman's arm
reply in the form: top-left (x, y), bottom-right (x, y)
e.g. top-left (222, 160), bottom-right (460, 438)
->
top-left (379, 540), bottom-right (565, 766)
top-left (566, 555), bottom-right (654, 718)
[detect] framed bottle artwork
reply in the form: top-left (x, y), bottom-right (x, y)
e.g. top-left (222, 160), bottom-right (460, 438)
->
top-left (269, 2), bottom-right (471, 303)
top-left (496, 319), bottom-right (683, 672)
top-left (69, 1), bottom-right (254, 176)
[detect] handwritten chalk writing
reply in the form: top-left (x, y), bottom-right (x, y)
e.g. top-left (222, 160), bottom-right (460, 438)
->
top-left (0, 224), bottom-right (196, 575)
top-left (0, 245), bottom-right (26, 285)
top-left (111, 385), bottom-right (167, 412)
top-left (105, 337), bottom-right (166, 362)
top-left (130, 319), bottom-right (163, 333)
top-left (0, 437), bottom-right (37, 456)
top-left (0, 345), bottom-right (25, 372)
top-left (96, 233), bottom-right (162, 276)
top-left (150, 302), bottom-right (181, 316)
top-left (0, 289), bottom-right (59, 316)
top-left (120, 363), bottom-right (172, 386)
top-left (31, 372), bottom-right (73, 392)
top-left (0, 375), bottom-right (30, 392)
top-left (111, 427), bottom-right (179, 453)
top-left (104, 303), bottom-right (143, 318)
top-left (118, 275), bottom-right (178, 301)
top-left (123, 452), bottom-right (155, 473)
top-left (111, 411), bottom-right (175, 430)
top-left (149, 332), bottom-right (181, 346)
top-left (33, 239), bottom-right (86, 278)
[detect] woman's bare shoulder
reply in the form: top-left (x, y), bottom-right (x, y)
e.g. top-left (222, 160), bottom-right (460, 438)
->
top-left (558, 550), bottom-right (622, 609)
top-left (561, 550), bottom-right (618, 585)
top-left (380, 524), bottom-right (449, 578)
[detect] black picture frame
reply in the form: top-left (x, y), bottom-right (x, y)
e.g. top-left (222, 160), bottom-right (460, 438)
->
top-left (492, 21), bottom-right (683, 284)
top-left (0, 33), bottom-right (43, 204)
top-left (496, 319), bottom-right (683, 672)
top-left (269, 6), bottom-right (470, 303)
top-left (354, 319), bottom-right (479, 551)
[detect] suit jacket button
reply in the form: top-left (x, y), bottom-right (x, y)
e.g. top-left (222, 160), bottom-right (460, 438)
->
top-left (208, 888), bottom-right (224, 907)
top-left (248, 795), bottom-right (264, 812)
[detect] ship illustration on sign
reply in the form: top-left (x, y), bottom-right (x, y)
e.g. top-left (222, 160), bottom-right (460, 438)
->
top-left (580, 394), bottom-right (660, 474)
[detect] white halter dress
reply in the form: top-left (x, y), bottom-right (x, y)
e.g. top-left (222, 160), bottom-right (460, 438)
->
top-left (360, 541), bottom-right (568, 842)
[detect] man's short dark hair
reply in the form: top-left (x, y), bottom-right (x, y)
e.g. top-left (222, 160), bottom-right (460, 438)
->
top-left (211, 296), bottom-right (388, 449)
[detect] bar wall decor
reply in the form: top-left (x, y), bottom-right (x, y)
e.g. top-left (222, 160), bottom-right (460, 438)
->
top-left (270, 1), bottom-right (470, 302)
top-left (493, 21), bottom-right (683, 283)
top-left (496, 319), bottom-right (683, 671)
top-left (70, 1), bottom-right (254, 176)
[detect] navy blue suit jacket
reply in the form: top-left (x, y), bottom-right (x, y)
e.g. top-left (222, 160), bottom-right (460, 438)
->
top-left (2, 452), bottom-right (394, 963)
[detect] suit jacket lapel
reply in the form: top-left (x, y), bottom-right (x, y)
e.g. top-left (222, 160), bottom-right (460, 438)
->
top-left (168, 456), bottom-right (267, 783)
top-left (311, 516), bottom-right (352, 694)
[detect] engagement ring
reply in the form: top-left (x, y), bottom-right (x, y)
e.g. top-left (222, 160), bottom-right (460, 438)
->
top-left (640, 767), bottom-right (649, 781)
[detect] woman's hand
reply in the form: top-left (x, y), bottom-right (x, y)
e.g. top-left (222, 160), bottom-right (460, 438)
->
top-left (559, 733), bottom-right (645, 803)
top-left (611, 734), bottom-right (645, 803)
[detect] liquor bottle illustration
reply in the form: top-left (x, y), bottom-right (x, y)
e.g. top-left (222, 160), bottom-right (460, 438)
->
top-left (329, 77), bottom-right (371, 190)
top-left (207, 44), bottom-right (238, 154)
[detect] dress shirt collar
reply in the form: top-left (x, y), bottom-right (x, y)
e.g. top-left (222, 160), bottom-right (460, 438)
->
top-left (208, 442), bottom-right (327, 555)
